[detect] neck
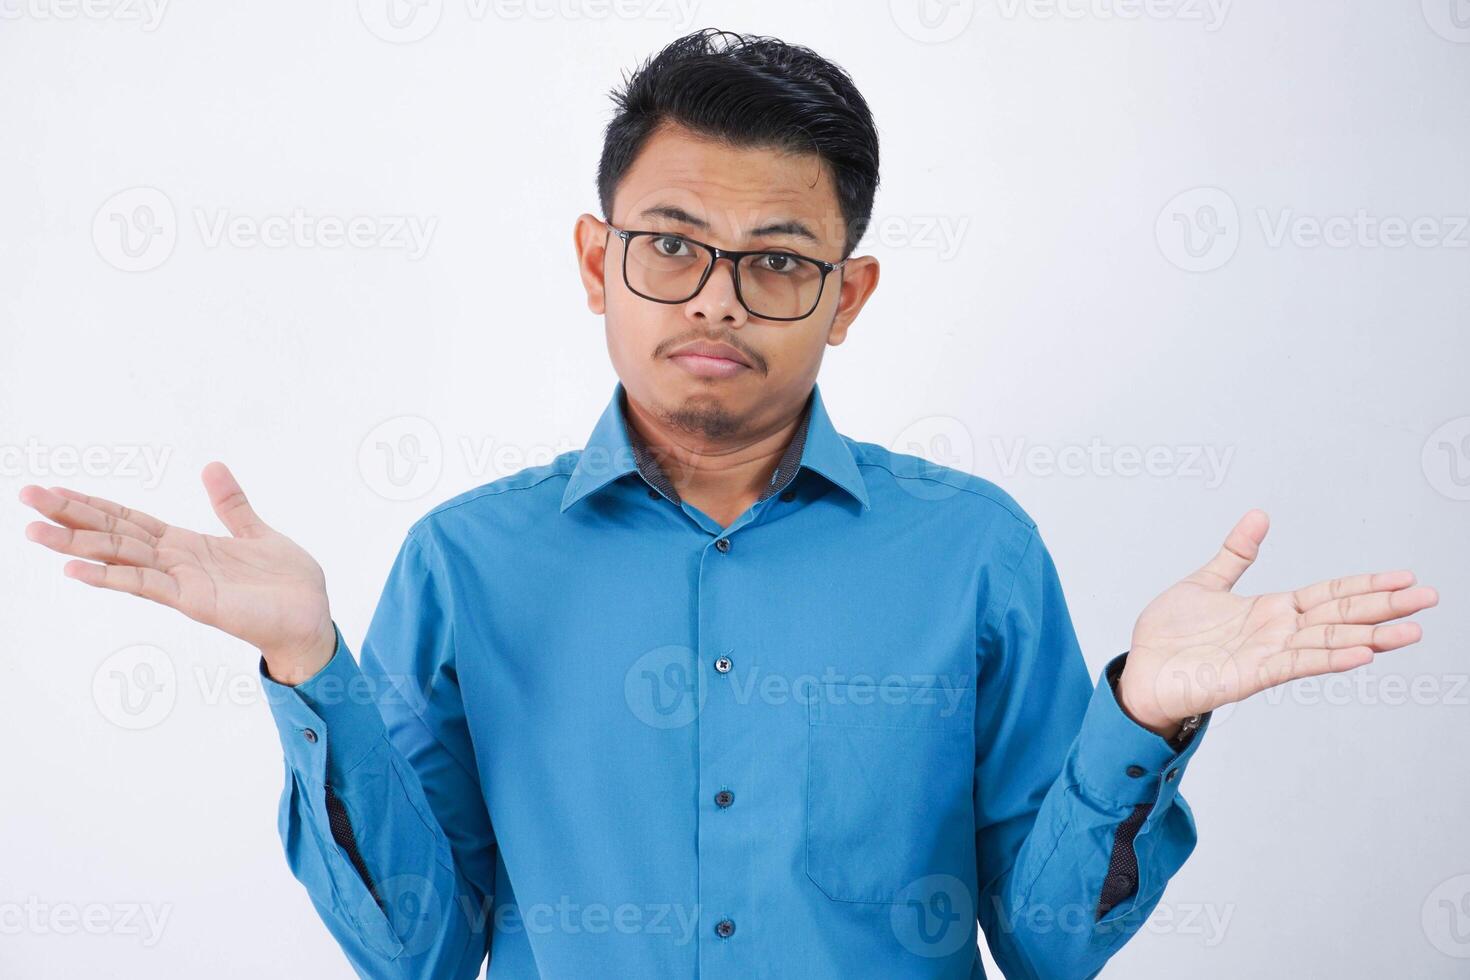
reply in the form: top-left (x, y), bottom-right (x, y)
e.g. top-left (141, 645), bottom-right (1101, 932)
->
top-left (622, 388), bottom-right (807, 522)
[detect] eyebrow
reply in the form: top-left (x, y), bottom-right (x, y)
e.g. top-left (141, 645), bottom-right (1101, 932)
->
top-left (637, 205), bottom-right (821, 245)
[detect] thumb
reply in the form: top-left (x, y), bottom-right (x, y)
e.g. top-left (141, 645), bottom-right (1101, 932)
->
top-left (1190, 508), bottom-right (1269, 591)
top-left (202, 461), bottom-right (271, 538)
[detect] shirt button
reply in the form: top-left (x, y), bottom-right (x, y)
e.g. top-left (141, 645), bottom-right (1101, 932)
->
top-left (302, 728), bottom-right (318, 743)
top-left (714, 918), bottom-right (736, 938)
top-left (647, 488), bottom-right (660, 499)
top-left (1165, 767), bottom-right (1179, 782)
top-left (780, 489), bottom-right (796, 502)
top-left (1125, 764), bottom-right (1145, 778)
top-left (715, 790), bottom-right (734, 808)
top-left (714, 537), bottom-right (730, 553)
top-left (714, 656), bottom-right (732, 674)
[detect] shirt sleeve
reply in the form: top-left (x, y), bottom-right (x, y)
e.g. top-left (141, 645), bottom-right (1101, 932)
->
top-left (258, 524), bottom-right (497, 979)
top-left (973, 524), bottom-right (1211, 980)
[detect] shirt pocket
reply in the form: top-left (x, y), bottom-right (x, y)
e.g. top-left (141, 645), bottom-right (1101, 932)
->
top-left (291, 765), bottom-right (405, 961)
top-left (327, 841), bottom-right (406, 960)
top-left (805, 680), bottom-right (975, 905)
top-left (321, 742), bottom-right (457, 960)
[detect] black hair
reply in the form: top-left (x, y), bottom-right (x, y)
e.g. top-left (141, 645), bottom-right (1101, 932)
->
top-left (597, 28), bottom-right (880, 259)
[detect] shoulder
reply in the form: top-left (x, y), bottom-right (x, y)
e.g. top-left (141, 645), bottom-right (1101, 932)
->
top-left (847, 436), bottom-right (1038, 535)
top-left (402, 452), bottom-right (580, 545)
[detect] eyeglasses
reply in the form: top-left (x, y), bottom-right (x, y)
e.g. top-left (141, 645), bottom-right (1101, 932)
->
top-left (606, 223), bottom-right (847, 322)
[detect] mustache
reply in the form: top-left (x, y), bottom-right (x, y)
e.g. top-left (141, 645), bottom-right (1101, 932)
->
top-left (656, 334), bottom-right (764, 372)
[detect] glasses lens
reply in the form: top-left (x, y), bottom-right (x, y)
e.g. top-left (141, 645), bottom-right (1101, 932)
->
top-left (736, 252), bottom-right (824, 319)
top-left (622, 233), bottom-right (827, 319)
top-left (625, 234), bottom-right (711, 303)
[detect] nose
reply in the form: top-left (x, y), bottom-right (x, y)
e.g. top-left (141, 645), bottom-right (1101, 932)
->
top-left (683, 255), bottom-right (748, 326)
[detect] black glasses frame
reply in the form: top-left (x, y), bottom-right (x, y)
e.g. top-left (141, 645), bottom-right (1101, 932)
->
top-left (606, 223), bottom-right (847, 322)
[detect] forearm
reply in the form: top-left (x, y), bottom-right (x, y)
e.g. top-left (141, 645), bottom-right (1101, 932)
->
top-left (262, 622), bottom-right (492, 978)
top-left (978, 652), bottom-right (1210, 979)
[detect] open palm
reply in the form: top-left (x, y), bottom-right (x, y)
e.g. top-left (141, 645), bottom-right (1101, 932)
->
top-left (20, 461), bottom-right (335, 676)
top-left (1118, 509), bottom-right (1437, 734)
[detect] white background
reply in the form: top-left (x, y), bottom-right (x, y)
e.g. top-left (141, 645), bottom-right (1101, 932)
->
top-left (2, 1), bottom-right (1468, 976)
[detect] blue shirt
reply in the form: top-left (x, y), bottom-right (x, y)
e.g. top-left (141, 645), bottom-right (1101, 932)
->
top-left (260, 379), bottom-right (1210, 980)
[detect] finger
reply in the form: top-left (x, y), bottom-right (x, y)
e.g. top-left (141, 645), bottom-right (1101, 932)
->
top-left (1189, 508), bottom-right (1269, 591)
top-left (1259, 644), bottom-right (1377, 685)
top-left (1291, 569), bottom-right (1417, 613)
top-left (1299, 585), bottom-right (1439, 627)
top-left (25, 521), bottom-right (162, 569)
top-left (18, 485), bottom-right (160, 546)
top-left (62, 558), bottom-right (181, 607)
top-left (201, 461), bottom-right (270, 539)
top-left (42, 486), bottom-right (169, 539)
top-left (1289, 620), bottom-right (1424, 653)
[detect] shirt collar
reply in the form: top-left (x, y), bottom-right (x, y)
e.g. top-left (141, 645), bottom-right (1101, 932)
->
top-left (559, 379), bottom-right (871, 514)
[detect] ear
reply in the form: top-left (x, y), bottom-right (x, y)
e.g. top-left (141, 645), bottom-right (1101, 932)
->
top-left (825, 254), bottom-right (880, 347)
top-left (574, 213), bottom-right (611, 314)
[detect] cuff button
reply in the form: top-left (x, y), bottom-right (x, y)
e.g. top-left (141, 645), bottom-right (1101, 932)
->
top-left (1125, 764), bottom-right (1145, 778)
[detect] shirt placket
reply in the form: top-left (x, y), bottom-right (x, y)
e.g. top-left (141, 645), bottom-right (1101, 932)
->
top-left (622, 396), bottom-right (813, 975)
top-left (694, 525), bottom-right (751, 975)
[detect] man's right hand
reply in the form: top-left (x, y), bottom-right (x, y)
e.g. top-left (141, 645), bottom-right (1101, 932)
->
top-left (19, 460), bottom-right (336, 686)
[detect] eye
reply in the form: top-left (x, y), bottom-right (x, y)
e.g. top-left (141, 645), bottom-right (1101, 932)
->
top-left (759, 253), bottom-right (796, 273)
top-left (651, 235), bottom-right (691, 257)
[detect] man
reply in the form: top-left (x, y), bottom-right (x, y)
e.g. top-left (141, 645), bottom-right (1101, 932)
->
top-left (19, 28), bottom-right (1435, 980)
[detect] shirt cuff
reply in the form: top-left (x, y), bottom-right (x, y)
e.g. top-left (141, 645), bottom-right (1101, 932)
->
top-left (257, 620), bottom-right (389, 786)
top-left (1070, 650), bottom-right (1211, 810)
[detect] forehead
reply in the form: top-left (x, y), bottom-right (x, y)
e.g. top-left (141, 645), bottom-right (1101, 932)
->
top-left (611, 121), bottom-right (843, 247)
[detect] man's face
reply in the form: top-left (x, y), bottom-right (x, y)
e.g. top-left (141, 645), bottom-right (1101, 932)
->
top-left (575, 121), bottom-right (878, 441)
